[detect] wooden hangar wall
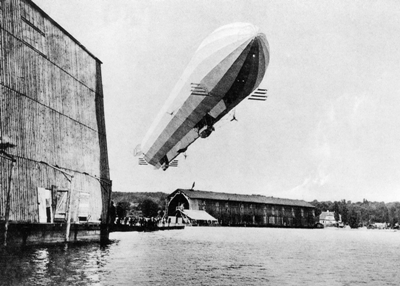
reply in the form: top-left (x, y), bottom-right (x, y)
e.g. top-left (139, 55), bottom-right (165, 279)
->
top-left (0, 0), bottom-right (111, 224)
top-left (202, 199), bottom-right (316, 227)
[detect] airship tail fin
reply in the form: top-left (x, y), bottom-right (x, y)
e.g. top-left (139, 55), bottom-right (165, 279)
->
top-left (134, 144), bottom-right (143, 156)
top-left (139, 157), bottom-right (148, 165)
top-left (160, 155), bottom-right (179, 171)
top-left (170, 160), bottom-right (179, 168)
top-left (190, 83), bottom-right (209, 96)
top-left (248, 88), bottom-right (268, 101)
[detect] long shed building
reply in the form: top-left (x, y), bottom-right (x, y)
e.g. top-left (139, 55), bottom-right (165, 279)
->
top-left (168, 189), bottom-right (316, 228)
top-left (0, 0), bottom-right (111, 246)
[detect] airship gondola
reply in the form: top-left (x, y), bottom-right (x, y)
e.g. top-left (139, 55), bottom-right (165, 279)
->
top-left (137, 23), bottom-right (270, 170)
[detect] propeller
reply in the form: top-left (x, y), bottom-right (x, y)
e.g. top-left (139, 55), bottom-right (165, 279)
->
top-left (230, 110), bottom-right (238, 122)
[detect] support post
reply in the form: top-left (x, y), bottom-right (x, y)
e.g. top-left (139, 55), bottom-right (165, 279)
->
top-left (64, 176), bottom-right (74, 242)
top-left (101, 181), bottom-right (112, 243)
top-left (4, 160), bottom-right (16, 247)
top-left (51, 185), bottom-right (58, 219)
top-left (82, 172), bottom-right (112, 243)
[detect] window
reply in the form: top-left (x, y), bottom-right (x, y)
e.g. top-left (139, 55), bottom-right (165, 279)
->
top-left (38, 187), bottom-right (70, 223)
top-left (38, 188), bottom-right (53, 223)
top-left (54, 190), bottom-right (69, 222)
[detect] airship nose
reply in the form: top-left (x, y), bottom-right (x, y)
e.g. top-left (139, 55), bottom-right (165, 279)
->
top-left (224, 22), bottom-right (260, 39)
top-left (240, 23), bottom-right (266, 42)
top-left (244, 23), bottom-right (260, 38)
top-left (196, 22), bottom-right (264, 52)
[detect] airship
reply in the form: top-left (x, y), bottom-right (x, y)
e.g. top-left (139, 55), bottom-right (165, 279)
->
top-left (136, 22), bottom-right (270, 170)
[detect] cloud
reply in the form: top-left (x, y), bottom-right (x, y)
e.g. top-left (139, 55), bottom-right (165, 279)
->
top-left (285, 92), bottom-right (374, 201)
top-left (284, 161), bottom-right (330, 200)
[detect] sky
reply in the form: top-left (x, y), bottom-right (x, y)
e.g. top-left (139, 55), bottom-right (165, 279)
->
top-left (34, 0), bottom-right (400, 203)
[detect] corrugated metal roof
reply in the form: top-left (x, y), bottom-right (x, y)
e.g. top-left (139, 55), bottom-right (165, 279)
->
top-left (170, 189), bottom-right (315, 208)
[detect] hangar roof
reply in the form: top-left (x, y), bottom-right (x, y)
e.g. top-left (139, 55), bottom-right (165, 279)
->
top-left (169, 189), bottom-right (315, 208)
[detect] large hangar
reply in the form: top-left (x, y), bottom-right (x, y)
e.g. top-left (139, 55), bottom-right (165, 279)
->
top-left (167, 189), bottom-right (316, 227)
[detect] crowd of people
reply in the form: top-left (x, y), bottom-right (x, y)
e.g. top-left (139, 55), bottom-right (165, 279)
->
top-left (108, 201), bottom-right (171, 228)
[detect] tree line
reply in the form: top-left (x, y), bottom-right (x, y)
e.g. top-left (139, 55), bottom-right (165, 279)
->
top-left (111, 192), bottom-right (168, 218)
top-left (111, 192), bottom-right (400, 228)
top-left (309, 199), bottom-right (400, 228)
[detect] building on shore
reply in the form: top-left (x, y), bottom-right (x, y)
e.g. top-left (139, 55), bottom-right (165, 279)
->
top-left (0, 0), bottom-right (111, 246)
top-left (167, 189), bottom-right (316, 227)
top-left (319, 211), bottom-right (342, 227)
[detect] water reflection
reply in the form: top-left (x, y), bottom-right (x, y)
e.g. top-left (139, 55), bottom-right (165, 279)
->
top-left (0, 242), bottom-right (112, 286)
top-left (1, 228), bottom-right (400, 285)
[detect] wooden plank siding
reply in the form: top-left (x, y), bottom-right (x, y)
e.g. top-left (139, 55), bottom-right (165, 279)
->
top-left (200, 199), bottom-right (315, 227)
top-left (0, 0), bottom-right (111, 224)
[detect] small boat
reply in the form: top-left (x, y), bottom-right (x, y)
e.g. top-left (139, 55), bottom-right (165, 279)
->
top-left (314, 222), bottom-right (324, 229)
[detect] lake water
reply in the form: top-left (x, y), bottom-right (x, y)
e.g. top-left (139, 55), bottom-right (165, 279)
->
top-left (0, 227), bottom-right (399, 285)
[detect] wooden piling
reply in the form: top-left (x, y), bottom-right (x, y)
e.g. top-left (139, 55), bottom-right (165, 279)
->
top-left (3, 159), bottom-right (16, 247)
top-left (64, 176), bottom-right (73, 242)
